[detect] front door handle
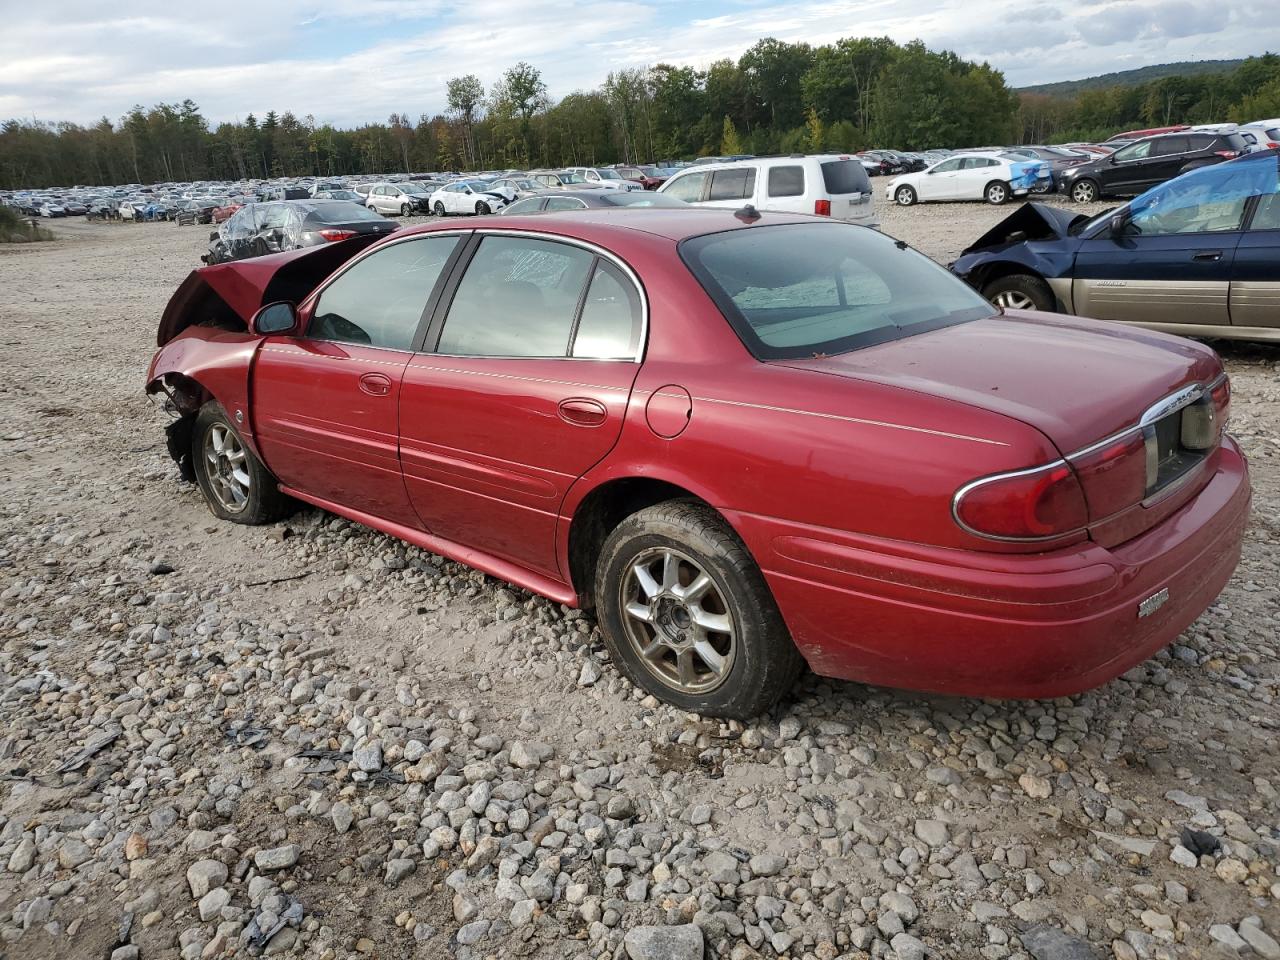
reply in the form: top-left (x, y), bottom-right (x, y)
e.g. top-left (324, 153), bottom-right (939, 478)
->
top-left (558, 397), bottom-right (607, 427)
top-left (359, 372), bottom-right (392, 396)
top-left (1192, 250), bottom-right (1223, 262)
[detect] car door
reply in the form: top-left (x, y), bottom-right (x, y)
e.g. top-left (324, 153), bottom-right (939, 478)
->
top-left (921, 158), bottom-right (962, 199)
top-left (1101, 139), bottom-right (1156, 194)
top-left (701, 168), bottom-right (756, 210)
top-left (398, 233), bottom-right (645, 578)
top-left (251, 234), bottom-right (466, 526)
top-left (1229, 181), bottom-right (1280, 329)
top-left (1145, 136), bottom-right (1190, 189)
top-left (1072, 173), bottom-right (1250, 326)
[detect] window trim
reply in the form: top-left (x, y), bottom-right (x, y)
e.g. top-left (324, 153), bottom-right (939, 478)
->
top-left (300, 230), bottom-right (475, 354)
top-left (422, 229), bottom-right (650, 363)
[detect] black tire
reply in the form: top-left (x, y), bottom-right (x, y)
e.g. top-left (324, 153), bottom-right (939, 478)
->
top-left (894, 185), bottom-right (917, 206)
top-left (191, 403), bottom-right (293, 525)
top-left (985, 181), bottom-right (1010, 205)
top-left (1070, 179), bottom-right (1099, 203)
top-left (434, 201), bottom-right (446, 217)
top-left (983, 273), bottom-right (1055, 312)
top-left (401, 203), bottom-right (412, 216)
top-left (594, 500), bottom-right (804, 719)
top-left (475, 201), bottom-right (491, 215)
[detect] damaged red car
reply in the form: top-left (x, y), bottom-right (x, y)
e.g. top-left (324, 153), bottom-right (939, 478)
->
top-left (147, 209), bottom-right (1250, 718)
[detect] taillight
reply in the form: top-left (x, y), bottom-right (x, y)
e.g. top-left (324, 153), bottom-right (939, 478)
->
top-left (814, 200), bottom-right (831, 216)
top-left (953, 463), bottom-right (1088, 541)
top-left (1069, 431), bottom-right (1148, 519)
top-left (1214, 150), bottom-right (1240, 159)
top-left (318, 229), bottom-right (356, 242)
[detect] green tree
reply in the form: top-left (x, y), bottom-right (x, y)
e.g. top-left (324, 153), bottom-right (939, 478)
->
top-left (446, 74), bottom-right (484, 165)
top-left (720, 116), bottom-right (742, 154)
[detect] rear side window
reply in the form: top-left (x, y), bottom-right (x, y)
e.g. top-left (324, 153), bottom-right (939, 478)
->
top-left (820, 160), bottom-right (871, 195)
top-left (572, 262), bottom-right (642, 359)
top-left (680, 222), bottom-right (993, 360)
top-left (664, 172), bottom-right (707, 202)
top-left (310, 236), bottom-right (460, 350)
top-left (505, 197), bottom-right (545, 215)
top-left (545, 196), bottom-right (588, 211)
top-left (437, 236), bottom-right (594, 357)
top-left (768, 166), bottom-right (804, 197)
top-left (1187, 134), bottom-right (1215, 150)
top-left (1252, 194), bottom-right (1280, 230)
top-left (1155, 136), bottom-right (1189, 155)
top-left (708, 168), bottom-right (756, 201)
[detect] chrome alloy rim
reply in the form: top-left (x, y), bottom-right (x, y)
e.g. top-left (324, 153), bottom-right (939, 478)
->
top-left (204, 423), bottom-right (250, 512)
top-left (618, 547), bottom-right (735, 694)
top-left (991, 290), bottom-right (1036, 310)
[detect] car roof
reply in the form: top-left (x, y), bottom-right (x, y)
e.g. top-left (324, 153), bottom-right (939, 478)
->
top-left (397, 207), bottom-right (819, 243)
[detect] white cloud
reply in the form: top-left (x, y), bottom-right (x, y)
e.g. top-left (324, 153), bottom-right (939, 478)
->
top-left (1, 0), bottom-right (1274, 126)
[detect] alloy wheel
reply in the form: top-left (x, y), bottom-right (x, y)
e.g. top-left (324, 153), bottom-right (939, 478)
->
top-left (991, 290), bottom-right (1036, 310)
top-left (617, 547), bottom-right (735, 694)
top-left (203, 424), bottom-right (250, 513)
top-left (1071, 181), bottom-right (1097, 203)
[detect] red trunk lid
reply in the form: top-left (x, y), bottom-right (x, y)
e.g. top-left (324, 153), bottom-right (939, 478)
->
top-left (780, 311), bottom-right (1221, 455)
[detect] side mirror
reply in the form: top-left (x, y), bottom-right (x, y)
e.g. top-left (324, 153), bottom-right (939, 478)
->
top-left (1109, 214), bottom-right (1130, 238)
top-left (251, 301), bottom-right (297, 336)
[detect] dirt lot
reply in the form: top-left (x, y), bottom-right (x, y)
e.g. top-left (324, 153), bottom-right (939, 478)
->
top-left (0, 201), bottom-right (1278, 960)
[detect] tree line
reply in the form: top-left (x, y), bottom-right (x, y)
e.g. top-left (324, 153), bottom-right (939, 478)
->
top-left (2, 41), bottom-right (1277, 190)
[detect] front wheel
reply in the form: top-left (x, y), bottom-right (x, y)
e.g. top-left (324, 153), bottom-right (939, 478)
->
top-left (475, 201), bottom-right (491, 215)
top-left (401, 203), bottom-right (412, 216)
top-left (894, 185), bottom-right (917, 206)
top-left (191, 403), bottom-right (293, 525)
top-left (1070, 179), bottom-right (1099, 203)
top-left (594, 500), bottom-right (804, 719)
top-left (985, 181), bottom-right (1009, 205)
top-left (983, 273), bottom-right (1055, 312)
top-left (433, 201), bottom-right (446, 217)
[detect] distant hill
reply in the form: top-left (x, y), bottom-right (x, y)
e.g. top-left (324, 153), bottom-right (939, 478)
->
top-left (1018, 59), bottom-right (1246, 97)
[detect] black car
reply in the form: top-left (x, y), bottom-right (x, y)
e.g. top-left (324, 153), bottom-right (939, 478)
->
top-left (1057, 131), bottom-right (1252, 203)
top-left (950, 150), bottom-right (1280, 343)
top-left (205, 200), bottom-right (397, 264)
top-left (499, 189), bottom-right (688, 215)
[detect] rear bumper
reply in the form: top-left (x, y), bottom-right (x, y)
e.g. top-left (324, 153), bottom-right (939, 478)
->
top-left (727, 439), bottom-right (1250, 698)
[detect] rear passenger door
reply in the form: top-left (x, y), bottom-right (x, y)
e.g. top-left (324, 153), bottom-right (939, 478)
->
top-left (398, 233), bottom-right (645, 578)
top-left (1230, 185), bottom-right (1280, 329)
top-left (700, 168), bottom-right (757, 210)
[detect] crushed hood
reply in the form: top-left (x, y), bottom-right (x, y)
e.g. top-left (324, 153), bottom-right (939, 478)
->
top-left (961, 202), bottom-right (1091, 255)
top-left (157, 235), bottom-right (381, 346)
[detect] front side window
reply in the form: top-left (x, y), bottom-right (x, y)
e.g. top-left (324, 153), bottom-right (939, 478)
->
top-left (932, 158), bottom-right (963, 172)
top-left (708, 168), bottom-right (756, 201)
top-left (309, 236), bottom-right (460, 350)
top-left (680, 222), bottom-right (993, 360)
top-left (1114, 140), bottom-right (1154, 162)
top-left (768, 166), bottom-right (804, 197)
top-left (437, 236), bottom-right (594, 357)
top-left (663, 172), bottom-right (707, 202)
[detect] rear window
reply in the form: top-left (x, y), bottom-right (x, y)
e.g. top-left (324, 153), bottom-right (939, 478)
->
top-left (680, 223), bottom-right (994, 360)
top-left (768, 166), bottom-right (804, 198)
top-left (820, 160), bottom-right (871, 195)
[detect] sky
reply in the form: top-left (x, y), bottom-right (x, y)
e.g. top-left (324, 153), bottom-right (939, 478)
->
top-left (2, 0), bottom-right (1277, 127)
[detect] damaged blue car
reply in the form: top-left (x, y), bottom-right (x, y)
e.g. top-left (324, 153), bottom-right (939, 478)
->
top-left (950, 149), bottom-right (1280, 342)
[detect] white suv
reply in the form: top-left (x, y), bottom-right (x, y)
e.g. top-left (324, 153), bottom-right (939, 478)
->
top-left (564, 167), bottom-right (643, 192)
top-left (656, 155), bottom-right (878, 228)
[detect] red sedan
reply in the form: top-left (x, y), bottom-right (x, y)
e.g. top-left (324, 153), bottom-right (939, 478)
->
top-left (147, 210), bottom-right (1250, 718)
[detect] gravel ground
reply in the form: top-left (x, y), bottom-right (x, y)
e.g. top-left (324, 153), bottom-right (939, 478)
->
top-left (1, 200), bottom-right (1278, 960)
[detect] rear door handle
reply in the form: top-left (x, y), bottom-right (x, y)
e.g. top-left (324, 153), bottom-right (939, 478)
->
top-left (1192, 250), bottom-right (1223, 262)
top-left (558, 397), bottom-right (607, 427)
top-left (359, 372), bottom-right (392, 396)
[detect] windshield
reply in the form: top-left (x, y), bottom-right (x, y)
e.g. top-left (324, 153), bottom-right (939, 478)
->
top-left (596, 170), bottom-right (623, 180)
top-left (601, 193), bottom-right (687, 207)
top-left (680, 223), bottom-right (994, 360)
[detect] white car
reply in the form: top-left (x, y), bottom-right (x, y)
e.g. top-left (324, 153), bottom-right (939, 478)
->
top-left (657, 154), bottom-right (879, 228)
top-left (485, 177), bottom-right (545, 202)
top-left (886, 152), bottom-right (1050, 206)
top-left (1240, 122), bottom-right (1280, 151)
top-left (36, 202), bottom-right (66, 217)
top-left (563, 167), bottom-right (642, 191)
top-left (427, 180), bottom-right (510, 216)
top-left (364, 182), bottom-right (432, 216)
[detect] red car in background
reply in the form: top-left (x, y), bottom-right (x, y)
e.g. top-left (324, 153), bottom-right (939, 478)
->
top-left (614, 165), bottom-right (668, 190)
top-left (212, 198), bottom-right (248, 224)
top-left (146, 210), bottom-right (1249, 718)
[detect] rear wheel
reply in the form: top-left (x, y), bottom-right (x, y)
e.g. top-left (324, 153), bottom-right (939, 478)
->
top-left (192, 403), bottom-right (293, 525)
top-left (985, 181), bottom-right (1009, 205)
top-left (594, 500), bottom-right (804, 719)
top-left (1070, 179), bottom-right (1099, 203)
top-left (983, 273), bottom-right (1055, 312)
top-left (895, 185), bottom-right (917, 206)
